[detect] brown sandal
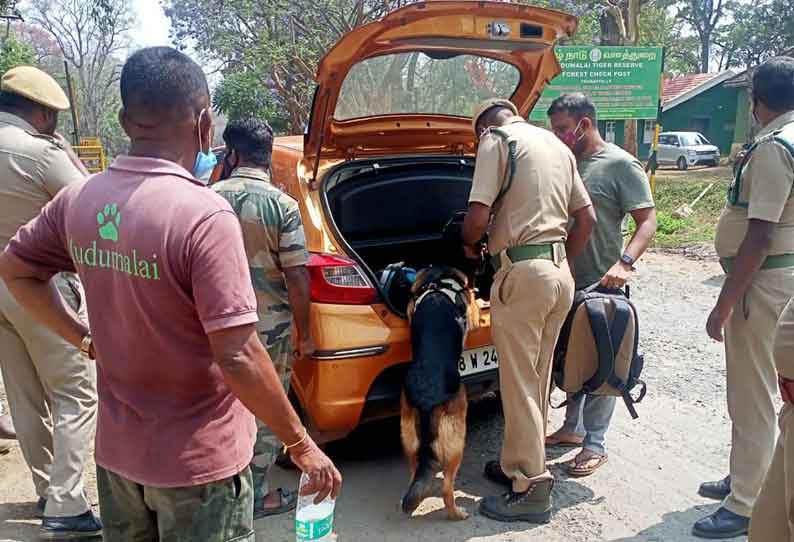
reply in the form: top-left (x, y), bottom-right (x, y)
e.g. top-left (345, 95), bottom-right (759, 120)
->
top-left (545, 430), bottom-right (585, 448)
top-left (565, 452), bottom-right (608, 477)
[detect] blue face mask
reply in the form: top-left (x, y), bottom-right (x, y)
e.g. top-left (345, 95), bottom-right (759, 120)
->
top-left (193, 108), bottom-right (217, 182)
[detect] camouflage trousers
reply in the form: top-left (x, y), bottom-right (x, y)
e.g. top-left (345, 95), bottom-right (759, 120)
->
top-left (250, 336), bottom-right (293, 501)
top-left (97, 465), bottom-right (254, 542)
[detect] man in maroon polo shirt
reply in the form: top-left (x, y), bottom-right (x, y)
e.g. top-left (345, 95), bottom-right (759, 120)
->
top-left (0, 46), bottom-right (341, 541)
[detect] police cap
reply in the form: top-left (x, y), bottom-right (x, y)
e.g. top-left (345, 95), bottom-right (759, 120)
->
top-left (471, 98), bottom-right (519, 134)
top-left (1, 66), bottom-right (70, 111)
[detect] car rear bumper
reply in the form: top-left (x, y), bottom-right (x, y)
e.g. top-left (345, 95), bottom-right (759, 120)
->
top-left (292, 302), bottom-right (493, 443)
top-left (359, 363), bottom-right (500, 424)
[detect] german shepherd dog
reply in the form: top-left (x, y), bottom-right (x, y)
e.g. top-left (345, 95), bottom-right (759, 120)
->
top-left (400, 266), bottom-right (480, 520)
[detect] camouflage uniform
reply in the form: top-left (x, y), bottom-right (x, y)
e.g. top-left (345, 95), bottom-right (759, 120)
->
top-left (213, 167), bottom-right (309, 501)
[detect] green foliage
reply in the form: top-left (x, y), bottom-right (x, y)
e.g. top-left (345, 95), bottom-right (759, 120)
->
top-left (213, 71), bottom-right (289, 133)
top-left (0, 0), bottom-right (19, 15)
top-left (638, 5), bottom-right (700, 74)
top-left (166, 0), bottom-right (394, 132)
top-left (0, 34), bottom-right (36, 76)
top-left (656, 212), bottom-right (689, 234)
top-left (716, 0), bottom-right (794, 69)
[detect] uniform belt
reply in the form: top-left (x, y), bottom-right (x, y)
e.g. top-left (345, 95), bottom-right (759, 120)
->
top-left (491, 243), bottom-right (566, 272)
top-left (780, 375), bottom-right (794, 405)
top-left (719, 253), bottom-right (794, 274)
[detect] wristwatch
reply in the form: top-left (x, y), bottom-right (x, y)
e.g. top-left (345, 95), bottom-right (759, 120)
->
top-left (80, 334), bottom-right (93, 360)
top-left (620, 253), bottom-right (636, 267)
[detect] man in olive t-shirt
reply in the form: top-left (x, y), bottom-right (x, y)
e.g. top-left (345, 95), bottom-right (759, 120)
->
top-left (546, 93), bottom-right (657, 477)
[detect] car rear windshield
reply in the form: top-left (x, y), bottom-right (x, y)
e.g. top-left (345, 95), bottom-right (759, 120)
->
top-left (334, 52), bottom-right (521, 121)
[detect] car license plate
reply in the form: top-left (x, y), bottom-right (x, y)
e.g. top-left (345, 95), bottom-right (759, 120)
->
top-left (459, 345), bottom-right (499, 377)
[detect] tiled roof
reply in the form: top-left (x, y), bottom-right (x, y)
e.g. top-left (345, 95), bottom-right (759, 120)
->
top-left (661, 71), bottom-right (737, 111)
top-left (662, 73), bottom-right (725, 104)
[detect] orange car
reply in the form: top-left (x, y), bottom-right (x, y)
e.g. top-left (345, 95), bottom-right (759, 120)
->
top-left (215, 1), bottom-right (577, 443)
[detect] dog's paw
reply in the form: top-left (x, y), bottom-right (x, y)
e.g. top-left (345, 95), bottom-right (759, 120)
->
top-left (448, 506), bottom-right (469, 521)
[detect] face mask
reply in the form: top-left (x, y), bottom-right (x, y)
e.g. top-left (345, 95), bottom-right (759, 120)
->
top-left (558, 119), bottom-right (585, 150)
top-left (192, 108), bottom-right (217, 181)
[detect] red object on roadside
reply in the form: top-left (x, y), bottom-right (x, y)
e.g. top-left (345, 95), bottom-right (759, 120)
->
top-left (779, 375), bottom-right (794, 404)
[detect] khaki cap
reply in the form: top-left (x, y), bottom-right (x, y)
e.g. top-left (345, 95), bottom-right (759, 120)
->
top-left (471, 98), bottom-right (519, 133)
top-left (1, 66), bottom-right (70, 111)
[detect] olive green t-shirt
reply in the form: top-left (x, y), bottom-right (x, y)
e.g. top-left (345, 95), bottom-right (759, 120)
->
top-left (573, 143), bottom-right (654, 290)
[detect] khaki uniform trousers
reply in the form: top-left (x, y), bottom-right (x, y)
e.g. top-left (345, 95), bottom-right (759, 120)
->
top-left (750, 404), bottom-right (794, 541)
top-left (749, 296), bottom-right (794, 541)
top-left (0, 274), bottom-right (97, 517)
top-left (492, 257), bottom-right (574, 493)
top-left (723, 267), bottom-right (794, 518)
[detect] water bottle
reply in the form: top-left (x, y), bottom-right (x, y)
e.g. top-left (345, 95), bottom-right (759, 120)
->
top-left (295, 471), bottom-right (336, 541)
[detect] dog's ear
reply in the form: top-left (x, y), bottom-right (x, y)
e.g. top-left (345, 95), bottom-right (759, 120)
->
top-left (411, 268), bottom-right (431, 294)
top-left (465, 289), bottom-right (481, 331)
top-left (449, 267), bottom-right (469, 289)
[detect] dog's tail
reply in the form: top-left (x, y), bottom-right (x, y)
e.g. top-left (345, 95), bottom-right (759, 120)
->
top-left (402, 408), bottom-right (437, 514)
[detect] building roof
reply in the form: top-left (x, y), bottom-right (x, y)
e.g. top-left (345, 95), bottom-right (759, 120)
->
top-left (662, 71), bottom-right (736, 112)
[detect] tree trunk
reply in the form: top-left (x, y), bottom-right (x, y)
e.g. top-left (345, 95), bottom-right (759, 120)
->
top-left (700, 33), bottom-right (711, 73)
top-left (599, 8), bottom-right (625, 46)
top-left (622, 0), bottom-right (640, 157)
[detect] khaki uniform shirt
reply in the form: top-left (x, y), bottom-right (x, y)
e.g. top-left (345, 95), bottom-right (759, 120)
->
top-left (469, 117), bottom-right (591, 256)
top-left (715, 111), bottom-right (794, 258)
top-left (0, 112), bottom-right (85, 250)
top-left (212, 167), bottom-right (309, 348)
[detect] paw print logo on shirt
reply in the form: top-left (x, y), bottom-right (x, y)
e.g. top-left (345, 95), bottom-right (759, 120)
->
top-left (97, 204), bottom-right (121, 242)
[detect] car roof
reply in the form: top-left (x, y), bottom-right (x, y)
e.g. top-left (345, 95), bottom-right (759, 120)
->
top-left (660, 131), bottom-right (703, 136)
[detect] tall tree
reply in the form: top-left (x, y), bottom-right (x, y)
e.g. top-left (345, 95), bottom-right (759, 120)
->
top-left (714, 0), bottom-right (794, 70)
top-left (166, 0), bottom-right (414, 132)
top-left (27, 0), bottom-right (131, 154)
top-left (677, 0), bottom-right (733, 73)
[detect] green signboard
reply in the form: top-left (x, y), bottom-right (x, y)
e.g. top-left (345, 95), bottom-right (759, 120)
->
top-left (529, 46), bottom-right (664, 121)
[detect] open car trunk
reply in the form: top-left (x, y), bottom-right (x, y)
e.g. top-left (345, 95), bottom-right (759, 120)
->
top-left (323, 156), bottom-right (491, 314)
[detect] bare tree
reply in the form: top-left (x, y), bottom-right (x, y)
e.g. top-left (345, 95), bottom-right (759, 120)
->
top-left (677, 0), bottom-right (733, 73)
top-left (27, 0), bottom-right (131, 144)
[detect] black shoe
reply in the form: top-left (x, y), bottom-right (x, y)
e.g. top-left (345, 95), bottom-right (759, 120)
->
top-left (699, 475), bottom-right (731, 501)
top-left (40, 510), bottom-right (103, 540)
top-left (483, 460), bottom-right (511, 487)
top-left (479, 479), bottom-right (553, 523)
top-left (692, 507), bottom-right (749, 539)
top-left (35, 497), bottom-right (47, 519)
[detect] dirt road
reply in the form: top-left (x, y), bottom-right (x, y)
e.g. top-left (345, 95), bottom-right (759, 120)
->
top-left (0, 251), bottom-right (749, 541)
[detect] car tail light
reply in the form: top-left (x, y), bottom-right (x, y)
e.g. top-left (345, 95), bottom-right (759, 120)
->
top-left (307, 253), bottom-right (377, 305)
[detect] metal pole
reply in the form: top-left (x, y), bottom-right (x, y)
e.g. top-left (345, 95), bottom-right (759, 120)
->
top-left (647, 47), bottom-right (666, 195)
top-left (63, 60), bottom-right (80, 145)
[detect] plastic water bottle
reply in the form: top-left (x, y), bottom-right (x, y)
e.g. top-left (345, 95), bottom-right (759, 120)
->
top-left (295, 472), bottom-right (336, 541)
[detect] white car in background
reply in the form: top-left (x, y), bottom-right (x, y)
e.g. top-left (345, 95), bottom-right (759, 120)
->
top-left (657, 131), bottom-right (721, 170)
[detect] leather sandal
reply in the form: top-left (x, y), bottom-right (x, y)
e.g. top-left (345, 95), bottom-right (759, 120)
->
top-left (565, 451), bottom-right (608, 477)
top-left (254, 488), bottom-right (298, 519)
top-left (545, 430), bottom-right (584, 448)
